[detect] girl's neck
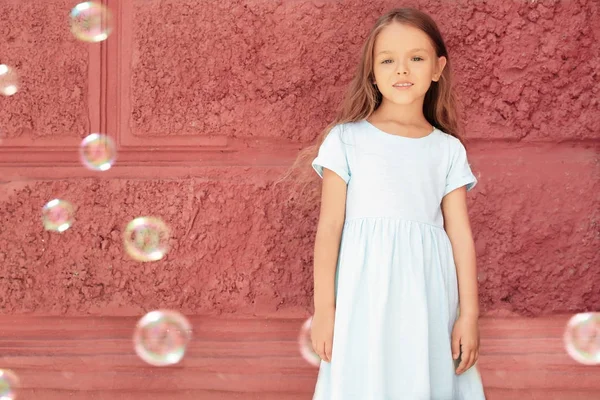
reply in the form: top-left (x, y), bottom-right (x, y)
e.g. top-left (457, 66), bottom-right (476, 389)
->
top-left (371, 99), bottom-right (428, 127)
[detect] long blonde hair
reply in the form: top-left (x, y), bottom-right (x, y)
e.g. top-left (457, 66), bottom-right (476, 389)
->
top-left (278, 7), bottom-right (466, 189)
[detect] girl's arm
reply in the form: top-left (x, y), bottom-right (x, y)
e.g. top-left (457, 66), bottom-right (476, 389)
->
top-left (441, 186), bottom-right (479, 318)
top-left (313, 168), bottom-right (347, 311)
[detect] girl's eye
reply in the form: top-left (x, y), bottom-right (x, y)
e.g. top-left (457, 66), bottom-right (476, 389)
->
top-left (382, 59), bottom-right (393, 64)
top-left (412, 57), bottom-right (423, 61)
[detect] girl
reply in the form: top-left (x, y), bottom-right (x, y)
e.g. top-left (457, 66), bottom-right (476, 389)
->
top-left (305, 7), bottom-right (486, 400)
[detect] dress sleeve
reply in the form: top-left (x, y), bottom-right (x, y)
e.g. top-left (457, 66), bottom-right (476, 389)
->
top-left (311, 125), bottom-right (351, 184)
top-left (444, 139), bottom-right (477, 196)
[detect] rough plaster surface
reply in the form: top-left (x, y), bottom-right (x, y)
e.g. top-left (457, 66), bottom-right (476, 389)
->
top-left (128, 0), bottom-right (600, 141)
top-left (0, 173), bottom-right (318, 316)
top-left (0, 0), bottom-right (89, 139)
top-left (0, 0), bottom-right (599, 317)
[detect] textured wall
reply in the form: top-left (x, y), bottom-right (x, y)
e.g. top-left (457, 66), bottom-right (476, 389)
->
top-left (0, 0), bottom-right (598, 317)
top-left (0, 174), bottom-right (317, 316)
top-left (0, 0), bottom-right (90, 140)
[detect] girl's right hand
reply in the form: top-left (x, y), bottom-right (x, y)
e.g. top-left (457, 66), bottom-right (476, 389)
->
top-left (311, 308), bottom-right (335, 363)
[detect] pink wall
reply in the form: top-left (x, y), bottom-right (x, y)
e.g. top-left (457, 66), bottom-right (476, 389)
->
top-left (0, 0), bottom-right (598, 317)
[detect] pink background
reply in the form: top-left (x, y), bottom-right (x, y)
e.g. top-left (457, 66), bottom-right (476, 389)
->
top-left (0, 0), bottom-right (598, 318)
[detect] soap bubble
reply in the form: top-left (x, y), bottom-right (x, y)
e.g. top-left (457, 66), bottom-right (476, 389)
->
top-left (564, 312), bottom-right (600, 365)
top-left (0, 64), bottom-right (19, 96)
top-left (69, 2), bottom-right (113, 43)
top-left (0, 369), bottom-right (19, 400)
top-left (79, 133), bottom-right (116, 171)
top-left (298, 316), bottom-right (321, 367)
top-left (133, 310), bottom-right (192, 366)
top-left (42, 199), bottom-right (75, 232)
top-left (123, 217), bottom-right (170, 262)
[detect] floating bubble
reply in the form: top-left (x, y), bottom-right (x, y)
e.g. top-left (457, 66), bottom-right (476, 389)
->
top-left (133, 310), bottom-right (192, 366)
top-left (0, 369), bottom-right (19, 400)
top-left (69, 2), bottom-right (113, 43)
top-left (298, 316), bottom-right (321, 367)
top-left (123, 217), bottom-right (170, 262)
top-left (42, 199), bottom-right (75, 232)
top-left (0, 64), bottom-right (19, 96)
top-left (564, 312), bottom-right (600, 365)
top-left (79, 133), bottom-right (116, 171)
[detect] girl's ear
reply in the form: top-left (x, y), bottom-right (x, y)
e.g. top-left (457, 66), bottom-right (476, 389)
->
top-left (435, 56), bottom-right (447, 80)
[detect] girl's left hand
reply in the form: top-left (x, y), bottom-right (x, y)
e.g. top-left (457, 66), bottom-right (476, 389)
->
top-left (451, 314), bottom-right (480, 375)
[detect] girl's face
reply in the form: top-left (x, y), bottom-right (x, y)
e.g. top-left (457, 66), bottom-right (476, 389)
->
top-left (372, 22), bottom-right (446, 106)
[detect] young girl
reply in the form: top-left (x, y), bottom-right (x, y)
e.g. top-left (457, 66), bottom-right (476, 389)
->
top-left (306, 7), bottom-right (486, 400)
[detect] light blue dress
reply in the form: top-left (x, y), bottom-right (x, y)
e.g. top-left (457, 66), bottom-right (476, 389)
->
top-left (311, 120), bottom-right (486, 400)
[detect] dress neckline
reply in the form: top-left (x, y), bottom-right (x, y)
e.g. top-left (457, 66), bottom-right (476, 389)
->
top-left (362, 119), bottom-right (437, 140)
